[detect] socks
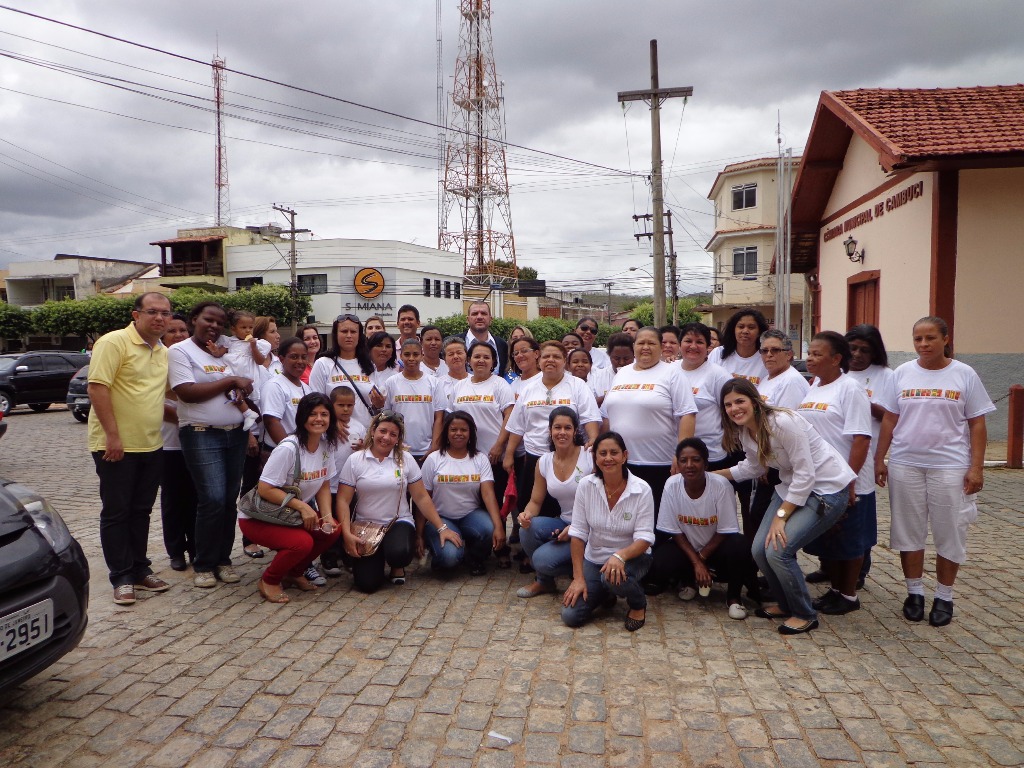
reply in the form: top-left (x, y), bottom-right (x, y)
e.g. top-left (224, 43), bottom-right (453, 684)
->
top-left (840, 593), bottom-right (858, 602)
top-left (906, 577), bottom-right (925, 597)
top-left (935, 583), bottom-right (954, 602)
top-left (242, 409), bottom-right (259, 431)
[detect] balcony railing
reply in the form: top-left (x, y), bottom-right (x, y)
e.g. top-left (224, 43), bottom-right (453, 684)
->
top-left (163, 259), bottom-right (223, 277)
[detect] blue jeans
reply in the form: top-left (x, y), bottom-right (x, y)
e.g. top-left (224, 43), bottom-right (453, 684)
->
top-left (561, 554), bottom-right (653, 627)
top-left (425, 509), bottom-right (495, 570)
top-left (179, 425), bottom-right (248, 573)
top-left (521, 517), bottom-right (572, 588)
top-left (751, 489), bottom-right (850, 620)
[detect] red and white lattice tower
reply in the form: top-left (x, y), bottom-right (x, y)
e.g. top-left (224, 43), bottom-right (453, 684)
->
top-left (439, 0), bottom-right (517, 284)
top-left (213, 56), bottom-right (231, 226)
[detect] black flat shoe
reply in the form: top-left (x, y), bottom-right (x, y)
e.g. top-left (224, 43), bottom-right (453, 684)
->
top-left (928, 598), bottom-right (953, 627)
top-left (779, 619), bottom-right (818, 635)
top-left (820, 595), bottom-right (860, 616)
top-left (804, 569), bottom-right (829, 584)
top-left (624, 610), bottom-right (646, 632)
top-left (754, 606), bottom-right (791, 620)
top-left (244, 545), bottom-right (265, 559)
top-left (903, 594), bottom-right (925, 622)
top-left (169, 557), bottom-right (187, 572)
top-left (812, 589), bottom-right (840, 611)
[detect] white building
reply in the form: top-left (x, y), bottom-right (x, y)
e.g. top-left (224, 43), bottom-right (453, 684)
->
top-left (225, 238), bottom-right (465, 329)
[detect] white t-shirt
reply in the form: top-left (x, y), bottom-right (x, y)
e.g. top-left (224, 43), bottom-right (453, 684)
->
top-left (310, 356), bottom-right (375, 425)
top-left (225, 336), bottom-right (272, 393)
top-left (846, 365), bottom-right (895, 442)
top-left (423, 358), bottom-right (450, 378)
top-left (509, 372), bottom-right (539, 457)
top-left (340, 449), bottom-right (422, 525)
top-left (730, 410), bottom-right (856, 506)
top-left (588, 346), bottom-right (611, 371)
top-left (797, 374), bottom-right (874, 494)
top-left (421, 451), bottom-right (493, 520)
top-left (331, 418), bottom-right (366, 493)
top-left (382, 374), bottom-right (449, 455)
top-left (678, 360), bottom-right (732, 462)
top-left (506, 373), bottom-right (602, 456)
top-left (656, 472), bottom-right (739, 551)
top-left (167, 340), bottom-right (244, 427)
top-left (878, 359), bottom-right (995, 469)
top-left (244, 436), bottom-right (335, 520)
top-left (260, 376), bottom-right (312, 448)
top-left (602, 361), bottom-right (697, 466)
top-left (585, 366), bottom-right (613, 403)
top-left (710, 346), bottom-right (769, 386)
top-left (161, 398), bottom-right (180, 451)
top-left (758, 365), bottom-right (811, 409)
top-left (370, 366), bottom-right (398, 393)
top-left (441, 374), bottom-right (470, 407)
top-left (450, 375), bottom-right (515, 455)
top-left (538, 448), bottom-right (594, 524)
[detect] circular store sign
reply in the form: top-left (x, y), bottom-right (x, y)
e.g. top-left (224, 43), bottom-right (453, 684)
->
top-left (354, 268), bottom-right (385, 299)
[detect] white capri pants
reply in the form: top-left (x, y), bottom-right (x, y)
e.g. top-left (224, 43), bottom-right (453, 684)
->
top-left (888, 463), bottom-right (978, 564)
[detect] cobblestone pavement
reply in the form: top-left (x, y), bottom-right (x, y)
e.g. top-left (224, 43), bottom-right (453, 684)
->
top-left (1, 407), bottom-right (1023, 767)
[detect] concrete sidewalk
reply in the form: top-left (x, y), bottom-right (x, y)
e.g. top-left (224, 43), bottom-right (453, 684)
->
top-left (0, 408), bottom-right (1022, 767)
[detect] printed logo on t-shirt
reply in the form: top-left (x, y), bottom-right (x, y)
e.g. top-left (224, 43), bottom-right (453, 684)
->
top-left (435, 474), bottom-right (481, 483)
top-left (394, 395), bottom-right (432, 403)
top-left (203, 364), bottom-right (228, 374)
top-left (456, 394), bottom-right (495, 404)
top-left (797, 401), bottom-right (829, 411)
top-left (900, 388), bottom-right (961, 401)
top-left (732, 373), bottom-right (761, 385)
top-left (291, 397), bottom-right (301, 405)
top-left (331, 373), bottom-right (370, 383)
top-left (300, 467), bottom-right (328, 481)
top-left (610, 383), bottom-right (656, 392)
top-left (678, 514), bottom-right (717, 526)
top-left (691, 387), bottom-right (700, 395)
top-left (524, 398), bottom-right (571, 407)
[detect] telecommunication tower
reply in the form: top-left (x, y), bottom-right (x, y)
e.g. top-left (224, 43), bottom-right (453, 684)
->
top-left (439, 0), bottom-right (517, 284)
top-left (213, 56), bottom-right (230, 226)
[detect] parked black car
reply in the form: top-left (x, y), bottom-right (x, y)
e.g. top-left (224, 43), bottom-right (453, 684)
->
top-left (793, 358), bottom-right (814, 383)
top-left (0, 478), bottom-right (89, 693)
top-left (0, 351), bottom-right (91, 416)
top-left (66, 366), bottom-right (90, 423)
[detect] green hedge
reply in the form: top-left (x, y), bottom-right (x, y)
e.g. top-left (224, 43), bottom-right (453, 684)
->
top-left (426, 314), bottom-right (620, 345)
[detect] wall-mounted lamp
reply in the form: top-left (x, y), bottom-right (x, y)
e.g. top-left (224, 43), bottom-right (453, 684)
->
top-left (843, 236), bottom-right (865, 264)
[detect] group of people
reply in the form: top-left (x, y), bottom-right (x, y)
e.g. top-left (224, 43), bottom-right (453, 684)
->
top-left (88, 295), bottom-right (994, 635)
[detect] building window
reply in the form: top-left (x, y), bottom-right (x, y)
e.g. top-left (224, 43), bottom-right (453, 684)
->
top-left (444, 281), bottom-right (451, 298)
top-left (235, 276), bottom-right (263, 290)
top-left (297, 273), bottom-right (327, 295)
top-left (732, 246), bottom-right (757, 277)
top-left (453, 282), bottom-right (461, 300)
top-left (433, 280), bottom-right (441, 298)
top-left (732, 183), bottom-right (756, 210)
top-left (423, 278), bottom-right (431, 297)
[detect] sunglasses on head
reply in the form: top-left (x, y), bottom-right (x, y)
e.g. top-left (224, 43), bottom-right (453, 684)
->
top-left (336, 314), bottom-right (361, 324)
top-left (376, 410), bottom-right (405, 423)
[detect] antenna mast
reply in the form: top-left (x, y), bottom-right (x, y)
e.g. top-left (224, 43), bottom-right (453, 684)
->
top-left (213, 55), bottom-right (230, 226)
top-left (439, 0), bottom-right (517, 285)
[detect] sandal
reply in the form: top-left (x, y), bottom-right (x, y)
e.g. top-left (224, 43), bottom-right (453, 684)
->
top-left (282, 575), bottom-right (319, 592)
top-left (244, 544), bottom-right (265, 558)
top-left (257, 580), bottom-right (290, 604)
top-left (390, 569), bottom-right (406, 585)
top-left (624, 609), bottom-right (646, 632)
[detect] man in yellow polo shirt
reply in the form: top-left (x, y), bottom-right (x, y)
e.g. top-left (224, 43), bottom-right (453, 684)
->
top-left (88, 292), bottom-right (172, 606)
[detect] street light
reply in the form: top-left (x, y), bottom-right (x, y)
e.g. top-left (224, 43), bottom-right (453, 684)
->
top-left (629, 266), bottom-right (654, 279)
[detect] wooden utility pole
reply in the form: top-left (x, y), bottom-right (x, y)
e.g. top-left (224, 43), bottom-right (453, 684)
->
top-left (272, 204), bottom-right (309, 334)
top-left (618, 41), bottom-right (692, 327)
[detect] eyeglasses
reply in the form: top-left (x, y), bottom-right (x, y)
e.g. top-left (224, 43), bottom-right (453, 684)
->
top-left (578, 326), bottom-right (597, 334)
top-left (138, 309), bottom-right (173, 318)
top-left (336, 314), bottom-right (361, 324)
top-left (376, 410), bottom-right (405, 423)
top-left (759, 347), bottom-right (789, 356)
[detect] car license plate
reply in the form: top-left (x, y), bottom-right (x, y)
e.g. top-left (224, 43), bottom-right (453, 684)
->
top-left (0, 599), bottom-right (54, 662)
top-left (75, 398), bottom-right (89, 405)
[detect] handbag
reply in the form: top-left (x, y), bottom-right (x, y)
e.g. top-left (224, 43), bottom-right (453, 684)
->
top-left (337, 360), bottom-right (382, 418)
top-left (351, 477), bottom-right (404, 556)
top-left (237, 437), bottom-right (304, 527)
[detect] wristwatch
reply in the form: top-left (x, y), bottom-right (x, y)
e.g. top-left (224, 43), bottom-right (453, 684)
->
top-left (776, 509), bottom-right (787, 519)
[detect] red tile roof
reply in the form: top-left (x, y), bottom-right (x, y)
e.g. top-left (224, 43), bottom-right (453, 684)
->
top-left (827, 84), bottom-right (1024, 167)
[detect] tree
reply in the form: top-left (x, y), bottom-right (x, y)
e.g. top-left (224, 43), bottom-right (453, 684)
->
top-left (518, 266), bottom-right (538, 281)
top-left (170, 285), bottom-right (312, 325)
top-left (627, 298), bottom-right (701, 328)
top-left (0, 303), bottom-right (33, 340)
top-left (33, 297), bottom-right (134, 340)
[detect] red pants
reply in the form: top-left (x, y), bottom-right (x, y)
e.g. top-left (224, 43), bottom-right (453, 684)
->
top-left (238, 518), bottom-right (342, 585)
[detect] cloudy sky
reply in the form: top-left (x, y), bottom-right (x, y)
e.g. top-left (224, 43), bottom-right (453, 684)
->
top-left (1, 1), bottom-right (1021, 296)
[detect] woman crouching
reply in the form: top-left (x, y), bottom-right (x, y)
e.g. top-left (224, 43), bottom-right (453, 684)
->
top-left (561, 432), bottom-right (655, 632)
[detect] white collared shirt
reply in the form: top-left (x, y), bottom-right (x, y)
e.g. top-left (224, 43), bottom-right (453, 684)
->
top-left (568, 472), bottom-right (656, 563)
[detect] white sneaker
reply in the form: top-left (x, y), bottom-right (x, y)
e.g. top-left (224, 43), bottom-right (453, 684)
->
top-left (242, 409), bottom-right (259, 432)
top-left (678, 586), bottom-right (697, 601)
top-left (728, 603), bottom-right (748, 620)
top-left (304, 565), bottom-right (327, 586)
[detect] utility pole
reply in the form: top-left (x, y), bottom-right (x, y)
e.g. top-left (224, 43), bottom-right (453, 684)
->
top-left (665, 209), bottom-right (678, 327)
top-left (618, 40), bottom-right (692, 327)
top-left (604, 282), bottom-right (614, 324)
top-left (272, 204), bottom-right (310, 334)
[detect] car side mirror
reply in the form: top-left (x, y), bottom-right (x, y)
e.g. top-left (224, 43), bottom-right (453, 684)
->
top-left (14, 365), bottom-right (28, 373)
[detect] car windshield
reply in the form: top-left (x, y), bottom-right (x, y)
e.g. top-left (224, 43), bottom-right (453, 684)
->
top-left (0, 357), bottom-right (18, 374)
